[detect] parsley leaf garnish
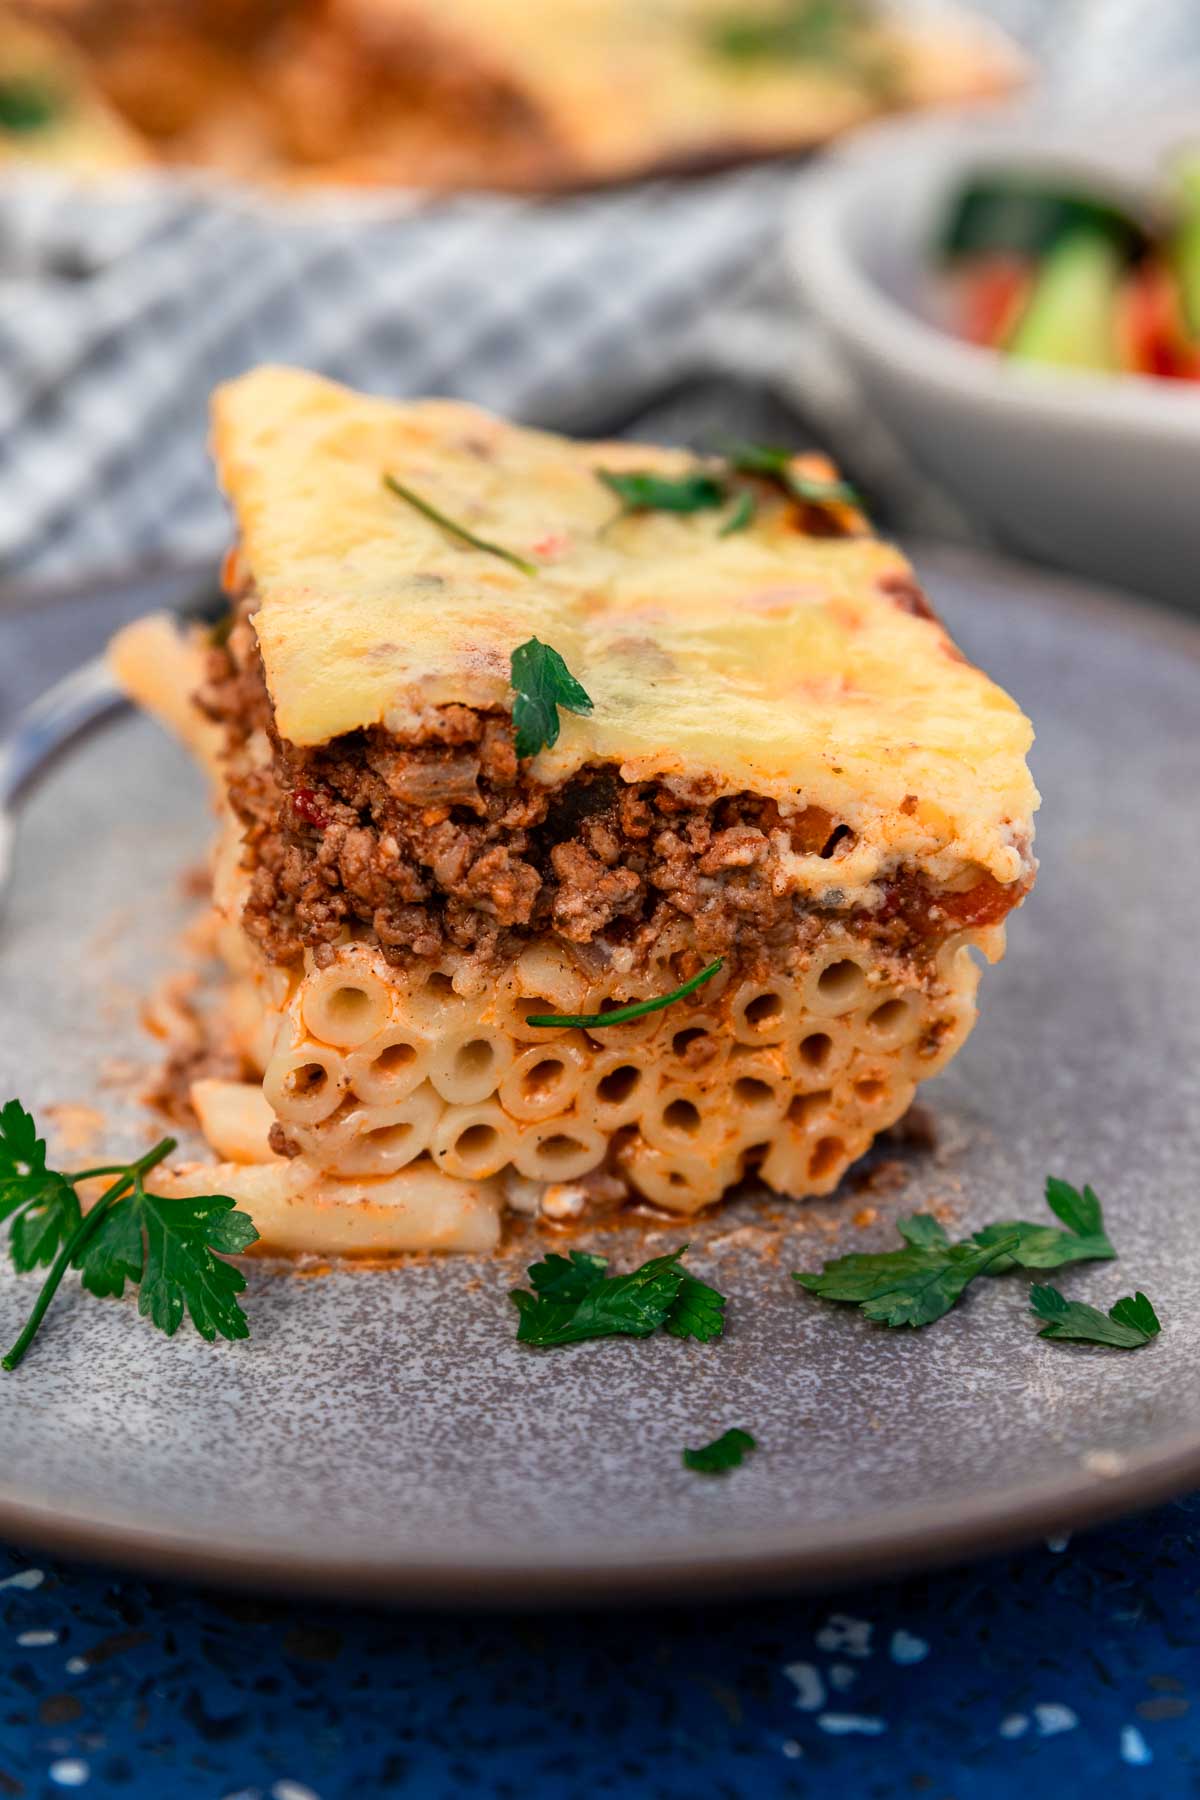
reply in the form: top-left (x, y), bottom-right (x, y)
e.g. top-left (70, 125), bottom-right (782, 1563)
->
top-left (511, 1248), bottom-right (685, 1346)
top-left (0, 1099), bottom-right (259, 1370)
top-left (718, 490), bottom-right (758, 537)
top-left (969, 1177), bottom-right (1116, 1273)
top-left (665, 1271), bottom-right (727, 1343)
top-left (794, 1230), bottom-right (1019, 1328)
top-left (0, 78), bottom-right (63, 136)
top-left (683, 1428), bottom-right (756, 1473)
top-left (706, 1), bottom-right (897, 97)
top-left (509, 636), bottom-right (593, 760)
top-left (0, 1100), bottom-right (81, 1269)
top-left (1031, 1284), bottom-right (1162, 1349)
top-left (597, 469), bottom-right (726, 517)
top-left (896, 1212), bottom-right (949, 1251)
top-left (383, 472), bottom-right (537, 576)
top-left (594, 445), bottom-right (857, 534)
top-left (726, 441), bottom-right (860, 508)
top-left (75, 1192), bottom-right (145, 1300)
top-left (510, 1244), bottom-right (727, 1348)
top-left (526, 958), bottom-right (723, 1029)
top-left (136, 1193), bottom-right (260, 1340)
top-left (0, 1098), bottom-right (44, 1189)
top-left (708, 0), bottom-right (851, 61)
top-left (10, 1176), bottom-right (81, 1273)
top-left (525, 1248), bottom-right (610, 1304)
top-left (795, 1177), bottom-right (1124, 1330)
top-left (1044, 1176), bottom-right (1106, 1238)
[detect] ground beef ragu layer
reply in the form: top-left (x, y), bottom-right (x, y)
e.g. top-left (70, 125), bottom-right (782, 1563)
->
top-left (197, 602), bottom-right (1024, 984)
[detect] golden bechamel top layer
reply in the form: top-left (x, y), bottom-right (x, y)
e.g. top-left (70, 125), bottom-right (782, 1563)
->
top-left (212, 367), bottom-right (1038, 890)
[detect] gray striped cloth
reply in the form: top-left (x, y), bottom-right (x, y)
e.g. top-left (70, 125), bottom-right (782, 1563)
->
top-left (0, 0), bottom-right (1196, 596)
top-left (0, 167), bottom-right (813, 590)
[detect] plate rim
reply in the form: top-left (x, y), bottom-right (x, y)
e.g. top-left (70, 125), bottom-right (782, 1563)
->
top-left (0, 1428), bottom-right (1194, 1607)
top-left (2, 541), bottom-right (1199, 1606)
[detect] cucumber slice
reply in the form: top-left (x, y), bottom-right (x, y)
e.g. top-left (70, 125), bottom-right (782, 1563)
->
top-left (1005, 226), bottom-right (1124, 372)
top-left (941, 173), bottom-right (1147, 265)
top-left (1168, 149), bottom-right (1200, 338)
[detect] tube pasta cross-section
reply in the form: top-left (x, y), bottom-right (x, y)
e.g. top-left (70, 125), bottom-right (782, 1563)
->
top-left (149, 819), bottom-right (992, 1236)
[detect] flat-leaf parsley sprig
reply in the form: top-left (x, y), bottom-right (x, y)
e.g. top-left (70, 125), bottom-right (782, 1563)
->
top-left (969, 1176), bottom-right (1116, 1272)
top-left (510, 1245), bottom-right (726, 1347)
top-left (1031, 1285), bottom-right (1161, 1350)
top-left (0, 1099), bottom-right (259, 1370)
top-left (683, 1428), bottom-right (757, 1474)
top-left (725, 440), bottom-right (860, 508)
top-left (794, 1178), bottom-right (1120, 1330)
top-left (0, 78), bottom-right (63, 136)
top-left (594, 441), bottom-right (859, 536)
top-left (509, 637), bottom-right (593, 759)
top-left (596, 468), bottom-right (726, 518)
top-left (793, 1222), bottom-right (1019, 1329)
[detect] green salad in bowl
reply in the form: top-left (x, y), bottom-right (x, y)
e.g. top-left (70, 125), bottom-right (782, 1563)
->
top-left (939, 154), bottom-right (1200, 384)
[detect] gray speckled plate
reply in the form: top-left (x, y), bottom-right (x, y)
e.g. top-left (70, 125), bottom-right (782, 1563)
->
top-left (1, 544), bottom-right (1198, 1606)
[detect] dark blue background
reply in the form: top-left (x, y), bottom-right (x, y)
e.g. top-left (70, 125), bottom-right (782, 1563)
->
top-left (2, 1500), bottom-right (1198, 1798)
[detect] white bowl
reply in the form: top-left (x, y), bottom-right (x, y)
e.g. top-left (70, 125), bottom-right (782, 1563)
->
top-left (786, 100), bottom-right (1200, 609)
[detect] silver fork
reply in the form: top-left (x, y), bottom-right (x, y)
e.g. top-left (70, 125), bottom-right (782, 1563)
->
top-left (0, 656), bottom-right (126, 906)
top-left (0, 577), bottom-right (225, 907)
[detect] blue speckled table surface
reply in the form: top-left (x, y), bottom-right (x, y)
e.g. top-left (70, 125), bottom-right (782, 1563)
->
top-left (3, 1502), bottom-right (1199, 1798)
